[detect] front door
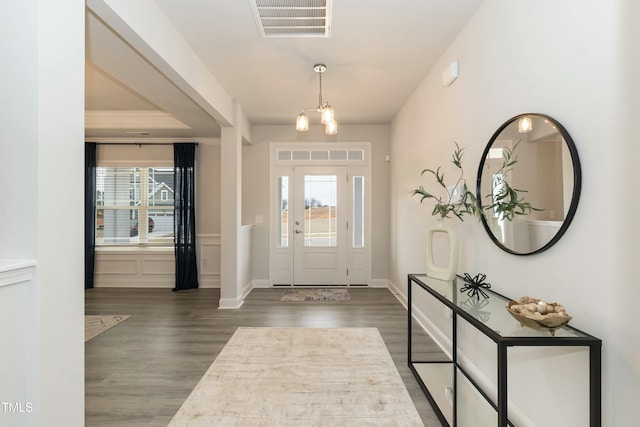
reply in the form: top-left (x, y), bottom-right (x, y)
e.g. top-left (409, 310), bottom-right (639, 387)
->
top-left (292, 167), bottom-right (347, 285)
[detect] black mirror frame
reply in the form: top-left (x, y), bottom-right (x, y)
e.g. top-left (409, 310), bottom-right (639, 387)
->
top-left (476, 113), bottom-right (582, 255)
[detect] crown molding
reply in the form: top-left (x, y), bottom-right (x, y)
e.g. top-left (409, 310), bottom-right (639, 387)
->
top-left (85, 137), bottom-right (221, 145)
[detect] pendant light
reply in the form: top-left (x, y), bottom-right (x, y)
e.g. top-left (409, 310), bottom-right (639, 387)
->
top-left (518, 116), bottom-right (533, 133)
top-left (295, 64), bottom-right (338, 135)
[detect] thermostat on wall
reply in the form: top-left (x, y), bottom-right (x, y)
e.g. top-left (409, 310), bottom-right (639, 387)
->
top-left (442, 60), bottom-right (459, 87)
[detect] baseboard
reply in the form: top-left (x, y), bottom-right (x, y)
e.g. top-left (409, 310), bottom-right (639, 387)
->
top-left (94, 278), bottom-right (174, 288)
top-left (251, 279), bottom-right (271, 288)
top-left (218, 297), bottom-right (244, 309)
top-left (386, 280), bottom-right (407, 309)
top-left (369, 279), bottom-right (389, 288)
top-left (199, 274), bottom-right (220, 288)
top-left (252, 280), bottom-right (387, 288)
top-left (241, 281), bottom-right (253, 300)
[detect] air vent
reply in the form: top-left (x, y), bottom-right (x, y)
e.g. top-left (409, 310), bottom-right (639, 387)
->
top-left (249, 0), bottom-right (332, 38)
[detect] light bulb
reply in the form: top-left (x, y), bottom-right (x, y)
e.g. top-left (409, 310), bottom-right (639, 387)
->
top-left (325, 119), bottom-right (338, 135)
top-left (518, 117), bottom-right (532, 133)
top-left (320, 105), bottom-right (334, 125)
top-left (296, 112), bottom-right (309, 131)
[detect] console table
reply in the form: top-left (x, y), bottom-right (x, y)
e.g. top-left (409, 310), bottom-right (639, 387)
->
top-left (408, 274), bottom-right (602, 427)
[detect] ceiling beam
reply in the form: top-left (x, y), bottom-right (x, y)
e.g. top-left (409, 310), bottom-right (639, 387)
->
top-left (87, 0), bottom-right (235, 127)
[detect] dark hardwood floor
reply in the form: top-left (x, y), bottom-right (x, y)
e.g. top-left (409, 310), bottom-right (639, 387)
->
top-left (85, 287), bottom-right (446, 426)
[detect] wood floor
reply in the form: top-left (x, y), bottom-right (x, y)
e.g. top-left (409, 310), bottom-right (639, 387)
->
top-left (85, 287), bottom-right (446, 426)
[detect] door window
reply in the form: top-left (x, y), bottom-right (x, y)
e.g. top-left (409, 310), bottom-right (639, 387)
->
top-left (303, 175), bottom-right (337, 247)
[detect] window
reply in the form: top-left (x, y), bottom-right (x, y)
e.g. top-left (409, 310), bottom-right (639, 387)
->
top-left (304, 174), bottom-right (337, 247)
top-left (96, 167), bottom-right (174, 246)
top-left (277, 176), bottom-right (289, 247)
top-left (352, 176), bottom-right (364, 247)
top-left (275, 148), bottom-right (365, 163)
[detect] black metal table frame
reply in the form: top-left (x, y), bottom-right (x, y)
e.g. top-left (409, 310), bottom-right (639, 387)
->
top-left (407, 274), bottom-right (602, 427)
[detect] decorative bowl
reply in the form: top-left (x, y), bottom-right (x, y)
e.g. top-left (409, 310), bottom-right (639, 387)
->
top-left (506, 297), bottom-right (572, 336)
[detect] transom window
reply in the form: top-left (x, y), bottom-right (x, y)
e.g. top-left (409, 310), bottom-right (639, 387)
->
top-left (276, 149), bottom-right (364, 162)
top-left (96, 167), bottom-right (174, 246)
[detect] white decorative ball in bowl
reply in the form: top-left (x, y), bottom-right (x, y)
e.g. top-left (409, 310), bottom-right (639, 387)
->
top-left (506, 296), bottom-right (572, 336)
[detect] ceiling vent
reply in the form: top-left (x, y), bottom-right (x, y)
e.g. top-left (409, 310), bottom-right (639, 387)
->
top-left (249, 0), bottom-right (332, 38)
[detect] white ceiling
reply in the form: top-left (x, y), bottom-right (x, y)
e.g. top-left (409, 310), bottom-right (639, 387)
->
top-left (85, 0), bottom-right (483, 140)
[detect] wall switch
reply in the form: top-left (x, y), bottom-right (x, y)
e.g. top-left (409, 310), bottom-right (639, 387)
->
top-left (255, 215), bottom-right (263, 224)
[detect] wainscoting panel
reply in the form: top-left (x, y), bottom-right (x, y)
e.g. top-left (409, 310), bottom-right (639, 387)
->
top-left (95, 258), bottom-right (138, 276)
top-left (94, 251), bottom-right (173, 287)
top-left (94, 234), bottom-right (221, 288)
top-left (198, 234), bottom-right (221, 288)
top-left (141, 258), bottom-right (175, 275)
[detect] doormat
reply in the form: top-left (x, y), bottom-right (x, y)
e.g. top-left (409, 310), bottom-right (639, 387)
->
top-left (280, 288), bottom-right (351, 302)
top-left (167, 327), bottom-right (424, 426)
top-left (85, 314), bottom-right (130, 342)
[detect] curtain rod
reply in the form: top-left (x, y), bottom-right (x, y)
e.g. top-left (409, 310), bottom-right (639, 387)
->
top-left (91, 142), bottom-right (198, 146)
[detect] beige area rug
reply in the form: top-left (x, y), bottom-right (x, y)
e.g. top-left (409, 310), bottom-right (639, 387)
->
top-left (168, 327), bottom-right (424, 426)
top-left (85, 315), bottom-right (130, 342)
top-left (280, 288), bottom-right (351, 302)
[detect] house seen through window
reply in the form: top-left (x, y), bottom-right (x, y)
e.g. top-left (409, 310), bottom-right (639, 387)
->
top-left (96, 167), bottom-right (174, 245)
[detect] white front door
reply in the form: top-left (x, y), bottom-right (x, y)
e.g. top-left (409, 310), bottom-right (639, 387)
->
top-left (292, 167), bottom-right (347, 285)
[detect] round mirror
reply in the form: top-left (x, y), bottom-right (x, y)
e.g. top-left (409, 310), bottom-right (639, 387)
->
top-left (476, 114), bottom-right (581, 255)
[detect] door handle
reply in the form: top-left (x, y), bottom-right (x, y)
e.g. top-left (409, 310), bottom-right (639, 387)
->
top-left (295, 230), bottom-right (302, 234)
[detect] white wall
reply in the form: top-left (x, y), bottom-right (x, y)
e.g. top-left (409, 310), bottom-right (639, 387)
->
top-left (197, 143), bottom-right (222, 235)
top-left (245, 124), bottom-right (390, 284)
top-left (0, 1), bottom-right (85, 426)
top-left (0, 7), bottom-right (41, 421)
top-left (391, 0), bottom-right (639, 425)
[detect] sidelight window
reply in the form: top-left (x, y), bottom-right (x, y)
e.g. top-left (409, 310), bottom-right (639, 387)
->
top-left (277, 176), bottom-right (289, 248)
top-left (352, 176), bottom-right (364, 247)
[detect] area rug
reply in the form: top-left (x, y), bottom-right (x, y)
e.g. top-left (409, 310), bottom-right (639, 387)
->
top-left (280, 288), bottom-right (351, 302)
top-left (85, 315), bottom-right (130, 342)
top-left (167, 327), bottom-right (424, 426)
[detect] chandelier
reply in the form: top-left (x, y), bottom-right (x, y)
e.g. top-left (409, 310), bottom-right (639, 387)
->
top-left (295, 64), bottom-right (338, 135)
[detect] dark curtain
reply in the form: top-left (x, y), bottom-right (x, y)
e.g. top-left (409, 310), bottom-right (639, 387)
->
top-left (84, 142), bottom-right (97, 289)
top-left (173, 143), bottom-right (199, 291)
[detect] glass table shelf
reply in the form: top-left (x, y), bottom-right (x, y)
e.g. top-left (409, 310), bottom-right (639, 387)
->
top-left (408, 274), bottom-right (602, 427)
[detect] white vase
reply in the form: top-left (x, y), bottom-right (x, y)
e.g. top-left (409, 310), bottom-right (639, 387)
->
top-left (425, 218), bottom-right (458, 281)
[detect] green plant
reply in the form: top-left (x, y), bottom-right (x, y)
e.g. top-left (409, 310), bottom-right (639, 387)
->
top-left (412, 142), bottom-right (483, 221)
top-left (484, 141), bottom-right (543, 221)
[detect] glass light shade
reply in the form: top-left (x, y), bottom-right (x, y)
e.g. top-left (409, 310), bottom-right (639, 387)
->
top-left (518, 116), bottom-right (533, 133)
top-left (325, 119), bottom-right (338, 135)
top-left (320, 105), bottom-right (334, 125)
top-left (296, 112), bottom-right (309, 131)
